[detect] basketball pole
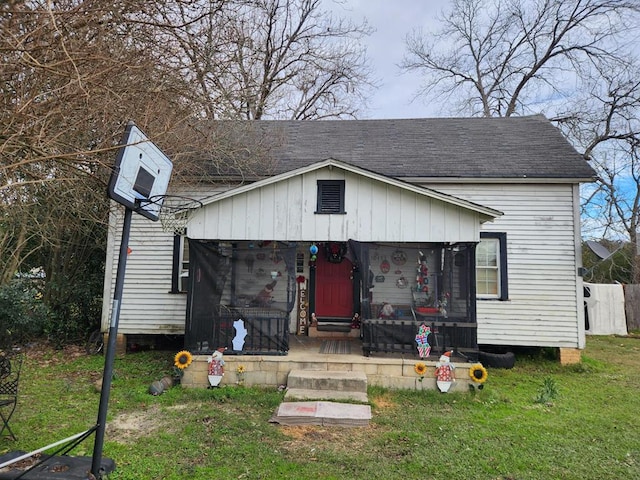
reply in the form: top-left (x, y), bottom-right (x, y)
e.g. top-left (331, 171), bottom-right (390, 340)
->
top-left (91, 206), bottom-right (133, 478)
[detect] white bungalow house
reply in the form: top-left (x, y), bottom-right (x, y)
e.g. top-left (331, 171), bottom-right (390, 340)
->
top-left (101, 115), bottom-right (596, 364)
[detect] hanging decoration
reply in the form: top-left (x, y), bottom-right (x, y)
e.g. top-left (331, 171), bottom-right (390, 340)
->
top-left (416, 251), bottom-right (429, 293)
top-left (270, 242), bottom-right (282, 264)
top-left (309, 243), bottom-right (318, 262)
top-left (380, 259), bottom-right (391, 273)
top-left (391, 250), bottom-right (407, 265)
top-left (325, 242), bottom-right (348, 263)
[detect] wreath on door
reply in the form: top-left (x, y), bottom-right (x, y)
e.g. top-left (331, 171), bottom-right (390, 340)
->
top-left (325, 242), bottom-right (348, 263)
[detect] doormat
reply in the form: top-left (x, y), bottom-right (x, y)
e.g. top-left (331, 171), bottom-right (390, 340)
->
top-left (319, 340), bottom-right (352, 354)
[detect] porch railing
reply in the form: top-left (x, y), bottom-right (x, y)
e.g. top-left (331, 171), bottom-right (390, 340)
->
top-left (361, 318), bottom-right (478, 361)
top-left (187, 306), bottom-right (289, 355)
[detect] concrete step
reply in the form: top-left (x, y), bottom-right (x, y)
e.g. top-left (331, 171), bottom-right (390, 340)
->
top-left (286, 370), bottom-right (367, 393)
top-left (285, 370), bottom-right (368, 403)
top-left (285, 388), bottom-right (369, 403)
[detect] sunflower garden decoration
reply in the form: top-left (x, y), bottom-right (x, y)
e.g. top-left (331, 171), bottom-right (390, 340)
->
top-left (173, 350), bottom-right (193, 383)
top-left (236, 364), bottom-right (247, 386)
top-left (469, 363), bottom-right (488, 390)
top-left (414, 361), bottom-right (427, 383)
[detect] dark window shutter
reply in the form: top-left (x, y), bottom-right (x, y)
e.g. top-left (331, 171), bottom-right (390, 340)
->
top-left (316, 180), bottom-right (345, 214)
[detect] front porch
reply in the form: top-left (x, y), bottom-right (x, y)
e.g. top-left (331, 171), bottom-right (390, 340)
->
top-left (180, 335), bottom-right (476, 392)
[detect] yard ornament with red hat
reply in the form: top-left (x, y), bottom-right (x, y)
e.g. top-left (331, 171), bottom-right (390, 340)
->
top-left (434, 351), bottom-right (456, 393)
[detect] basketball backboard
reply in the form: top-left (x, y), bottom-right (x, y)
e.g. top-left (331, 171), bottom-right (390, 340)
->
top-left (107, 122), bottom-right (173, 221)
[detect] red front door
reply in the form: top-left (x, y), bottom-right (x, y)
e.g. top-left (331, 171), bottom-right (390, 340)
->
top-left (314, 250), bottom-right (354, 318)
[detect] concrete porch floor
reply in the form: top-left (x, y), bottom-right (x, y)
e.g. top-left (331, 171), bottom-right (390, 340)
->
top-left (180, 335), bottom-right (475, 392)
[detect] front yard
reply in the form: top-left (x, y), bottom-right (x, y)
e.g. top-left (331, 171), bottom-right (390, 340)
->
top-left (2, 335), bottom-right (639, 479)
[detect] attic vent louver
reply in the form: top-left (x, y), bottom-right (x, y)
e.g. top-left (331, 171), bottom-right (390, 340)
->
top-left (316, 180), bottom-right (345, 214)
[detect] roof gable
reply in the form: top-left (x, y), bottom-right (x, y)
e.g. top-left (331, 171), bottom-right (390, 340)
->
top-left (188, 159), bottom-right (501, 242)
top-left (200, 158), bottom-right (502, 220)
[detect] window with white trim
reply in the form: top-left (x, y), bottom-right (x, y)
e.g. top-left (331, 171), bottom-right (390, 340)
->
top-left (476, 232), bottom-right (508, 300)
top-left (171, 233), bottom-right (189, 293)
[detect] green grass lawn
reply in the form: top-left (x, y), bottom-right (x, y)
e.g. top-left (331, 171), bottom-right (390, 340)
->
top-left (2, 336), bottom-right (639, 479)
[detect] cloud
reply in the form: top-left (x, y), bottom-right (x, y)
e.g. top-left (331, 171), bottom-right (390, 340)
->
top-left (326, 0), bottom-right (450, 118)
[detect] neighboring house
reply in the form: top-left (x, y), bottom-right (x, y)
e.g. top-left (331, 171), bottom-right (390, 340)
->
top-left (101, 115), bottom-right (596, 362)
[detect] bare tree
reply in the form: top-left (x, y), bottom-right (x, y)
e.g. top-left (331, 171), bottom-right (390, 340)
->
top-left (0, 0), bottom-right (207, 348)
top-left (0, 0), bottom-right (376, 340)
top-left (562, 66), bottom-right (640, 281)
top-left (401, 0), bottom-right (639, 118)
top-left (401, 0), bottom-right (640, 283)
top-left (1, 0), bottom-right (192, 283)
top-left (140, 0), bottom-right (375, 120)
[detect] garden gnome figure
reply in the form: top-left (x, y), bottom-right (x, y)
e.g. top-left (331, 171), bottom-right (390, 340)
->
top-left (207, 347), bottom-right (226, 388)
top-left (415, 323), bottom-right (431, 358)
top-left (435, 351), bottom-right (456, 393)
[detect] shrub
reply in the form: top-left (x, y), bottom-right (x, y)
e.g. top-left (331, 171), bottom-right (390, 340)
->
top-left (0, 278), bottom-right (51, 347)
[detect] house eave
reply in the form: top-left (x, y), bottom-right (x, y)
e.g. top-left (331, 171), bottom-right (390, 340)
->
top-left (402, 176), bottom-right (597, 184)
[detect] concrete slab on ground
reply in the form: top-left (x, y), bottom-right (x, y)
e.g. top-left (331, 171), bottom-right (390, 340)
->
top-left (269, 401), bottom-right (372, 427)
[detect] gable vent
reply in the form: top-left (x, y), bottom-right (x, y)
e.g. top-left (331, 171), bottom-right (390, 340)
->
top-left (316, 180), bottom-right (345, 214)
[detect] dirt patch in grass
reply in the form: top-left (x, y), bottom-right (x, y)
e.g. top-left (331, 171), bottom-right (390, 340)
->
top-left (21, 343), bottom-right (89, 366)
top-left (107, 405), bottom-right (165, 443)
top-left (279, 423), bottom-right (380, 458)
top-left (370, 392), bottom-right (396, 409)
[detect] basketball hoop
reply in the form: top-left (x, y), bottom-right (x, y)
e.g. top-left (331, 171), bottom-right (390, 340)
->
top-left (148, 195), bottom-right (203, 234)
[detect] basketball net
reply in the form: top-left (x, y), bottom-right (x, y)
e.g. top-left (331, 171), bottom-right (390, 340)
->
top-left (157, 196), bottom-right (202, 235)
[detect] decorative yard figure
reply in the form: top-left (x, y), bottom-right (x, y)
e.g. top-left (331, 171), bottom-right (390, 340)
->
top-left (415, 323), bottom-right (431, 358)
top-left (378, 302), bottom-right (395, 319)
top-left (232, 319), bottom-right (248, 351)
top-left (251, 280), bottom-right (277, 306)
top-left (435, 351), bottom-right (456, 393)
top-left (207, 348), bottom-right (226, 388)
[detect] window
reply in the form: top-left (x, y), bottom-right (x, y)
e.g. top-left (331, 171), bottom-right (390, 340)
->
top-left (316, 180), bottom-right (345, 214)
top-left (476, 232), bottom-right (508, 300)
top-left (171, 233), bottom-right (189, 293)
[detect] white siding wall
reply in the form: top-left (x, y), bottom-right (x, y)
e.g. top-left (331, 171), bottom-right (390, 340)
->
top-left (101, 205), bottom-right (187, 335)
top-left (103, 180), bottom-right (585, 350)
top-left (426, 183), bottom-right (584, 349)
top-left (189, 168), bottom-right (483, 243)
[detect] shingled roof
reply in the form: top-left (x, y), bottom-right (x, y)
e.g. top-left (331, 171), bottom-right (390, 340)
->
top-left (209, 114), bottom-right (595, 182)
